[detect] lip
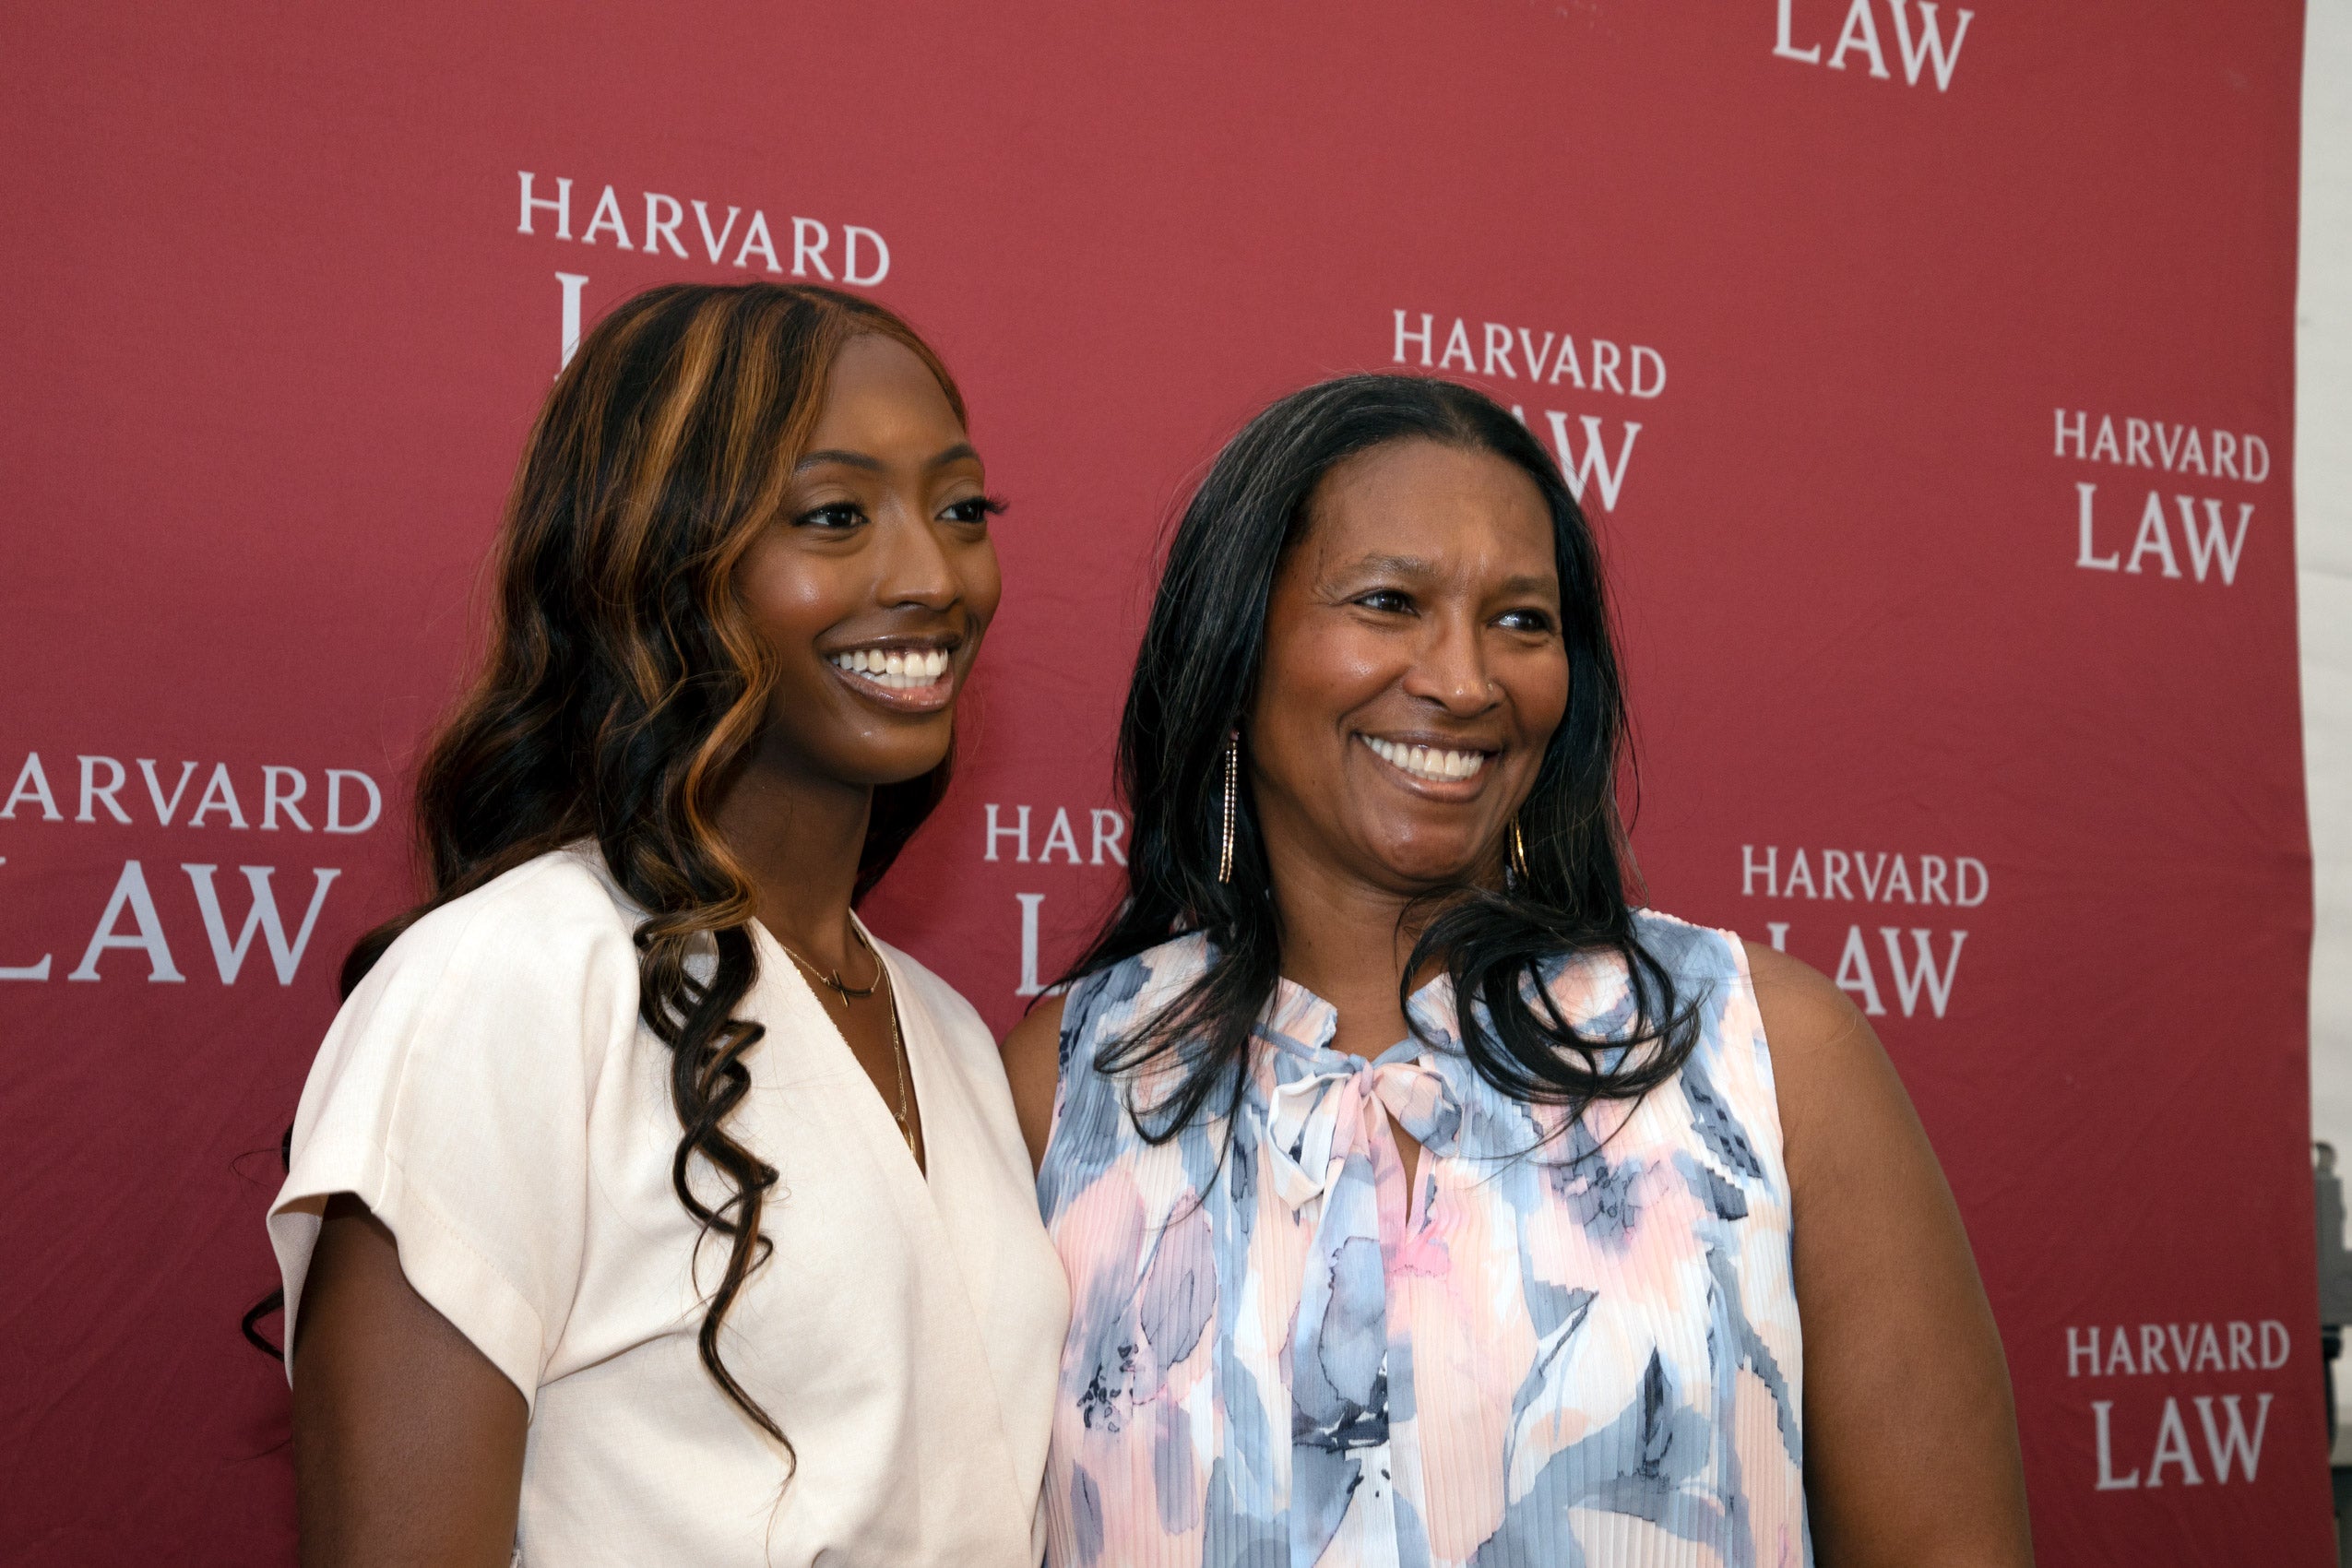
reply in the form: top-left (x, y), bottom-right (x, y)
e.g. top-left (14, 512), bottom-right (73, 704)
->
top-left (822, 636), bottom-right (962, 716)
top-left (1356, 731), bottom-right (1499, 798)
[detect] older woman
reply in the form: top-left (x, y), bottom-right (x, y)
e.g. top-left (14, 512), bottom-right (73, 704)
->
top-left (1003, 374), bottom-right (2031, 1567)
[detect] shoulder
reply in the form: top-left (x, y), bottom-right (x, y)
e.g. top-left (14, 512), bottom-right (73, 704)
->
top-left (1731, 935), bottom-right (1914, 1192)
top-left (291, 851), bottom-right (648, 1199)
top-left (1733, 938), bottom-right (1882, 1109)
top-left (1619, 909), bottom-right (1860, 1053)
top-left (340, 849), bottom-right (643, 1056)
top-left (382, 848), bottom-right (636, 982)
top-left (1562, 909), bottom-right (1745, 1043)
top-left (1619, 904), bottom-right (1883, 1099)
top-left (1624, 907), bottom-right (1746, 992)
top-left (1000, 935), bottom-right (1204, 1172)
top-left (1002, 935), bottom-right (1206, 1063)
top-left (997, 933), bottom-right (1214, 1084)
top-left (1739, 938), bottom-right (1871, 1059)
top-left (1057, 934), bottom-right (1209, 1071)
top-left (999, 991), bottom-right (1067, 1175)
top-left (1000, 991), bottom-right (1067, 1076)
top-left (1611, 918), bottom-right (1915, 1210)
top-left (999, 935), bottom-right (1193, 1099)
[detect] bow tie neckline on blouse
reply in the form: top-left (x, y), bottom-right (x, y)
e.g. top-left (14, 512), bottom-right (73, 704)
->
top-left (1257, 970), bottom-right (1468, 1212)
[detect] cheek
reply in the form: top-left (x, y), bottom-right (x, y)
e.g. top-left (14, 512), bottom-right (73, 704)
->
top-left (1508, 653), bottom-right (1574, 742)
top-left (1252, 622), bottom-right (1405, 814)
top-left (739, 541), bottom-right (855, 657)
top-left (1260, 620), bottom-right (1395, 727)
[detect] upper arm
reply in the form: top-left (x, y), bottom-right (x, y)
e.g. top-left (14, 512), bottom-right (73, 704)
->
top-left (1744, 941), bottom-right (2033, 1568)
top-left (1001, 992), bottom-right (1067, 1174)
top-left (291, 1194), bottom-right (527, 1567)
top-left (272, 877), bottom-right (623, 1393)
top-left (270, 870), bottom-right (624, 1562)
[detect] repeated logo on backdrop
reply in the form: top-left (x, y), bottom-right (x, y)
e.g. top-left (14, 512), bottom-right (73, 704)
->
top-left (2067, 1319), bottom-right (2289, 1492)
top-left (517, 172), bottom-right (893, 369)
top-left (1740, 844), bottom-right (1979, 1018)
top-left (2063, 409), bottom-right (2271, 586)
top-left (1389, 310), bottom-right (1661, 514)
top-left (0, 751), bottom-right (378, 987)
top-left (1774, 0), bottom-right (1975, 89)
top-left (981, 802), bottom-right (1131, 995)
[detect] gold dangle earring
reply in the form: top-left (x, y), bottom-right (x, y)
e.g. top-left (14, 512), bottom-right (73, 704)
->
top-left (1218, 732), bottom-right (1239, 884)
top-left (1510, 814), bottom-right (1529, 885)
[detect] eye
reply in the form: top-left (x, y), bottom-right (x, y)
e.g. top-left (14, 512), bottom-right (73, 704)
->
top-left (940, 495), bottom-right (1005, 527)
top-left (1497, 607), bottom-right (1556, 633)
top-left (794, 502), bottom-right (865, 531)
top-left (1355, 588), bottom-right (1416, 615)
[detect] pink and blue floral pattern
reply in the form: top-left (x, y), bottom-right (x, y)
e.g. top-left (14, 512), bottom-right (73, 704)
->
top-left (1037, 913), bottom-right (1809, 1568)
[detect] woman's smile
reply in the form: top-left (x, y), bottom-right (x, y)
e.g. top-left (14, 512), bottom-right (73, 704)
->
top-left (824, 637), bottom-right (963, 711)
top-left (1357, 732), bottom-right (1495, 794)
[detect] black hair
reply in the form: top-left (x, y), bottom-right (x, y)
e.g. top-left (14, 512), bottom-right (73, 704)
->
top-left (1062, 372), bottom-right (1696, 1140)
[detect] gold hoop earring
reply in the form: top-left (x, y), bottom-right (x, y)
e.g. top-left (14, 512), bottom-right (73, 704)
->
top-left (1218, 733), bottom-right (1239, 884)
top-left (1510, 815), bottom-right (1529, 883)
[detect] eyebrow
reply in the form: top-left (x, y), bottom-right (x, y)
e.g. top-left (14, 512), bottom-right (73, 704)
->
top-left (1348, 553), bottom-right (1437, 577)
top-left (1343, 555), bottom-right (1559, 597)
top-left (796, 441), bottom-right (980, 474)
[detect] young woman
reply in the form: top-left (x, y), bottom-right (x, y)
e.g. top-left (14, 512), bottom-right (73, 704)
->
top-left (1003, 374), bottom-right (2034, 1567)
top-left (270, 283), bottom-right (1068, 1567)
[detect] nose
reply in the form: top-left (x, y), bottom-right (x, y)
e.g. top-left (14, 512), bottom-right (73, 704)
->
top-left (1400, 608), bottom-right (1497, 718)
top-left (875, 498), bottom-right (960, 613)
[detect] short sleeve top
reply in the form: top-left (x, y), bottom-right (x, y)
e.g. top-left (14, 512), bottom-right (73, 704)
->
top-left (269, 848), bottom-right (1070, 1567)
top-left (1035, 910), bottom-right (1807, 1568)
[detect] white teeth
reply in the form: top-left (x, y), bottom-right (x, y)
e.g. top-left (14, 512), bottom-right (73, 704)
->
top-left (1364, 736), bottom-right (1488, 783)
top-left (827, 647), bottom-right (952, 691)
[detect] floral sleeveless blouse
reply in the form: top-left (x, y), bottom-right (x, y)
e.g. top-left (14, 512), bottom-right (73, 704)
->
top-left (1035, 912), bottom-right (1808, 1568)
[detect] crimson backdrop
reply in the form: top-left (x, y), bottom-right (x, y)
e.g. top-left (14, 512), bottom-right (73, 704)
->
top-left (0, 3), bottom-right (2324, 1562)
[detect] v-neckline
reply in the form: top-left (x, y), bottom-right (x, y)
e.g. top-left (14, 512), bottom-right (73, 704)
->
top-left (752, 913), bottom-right (932, 1183)
top-left (743, 916), bottom-right (1034, 1509)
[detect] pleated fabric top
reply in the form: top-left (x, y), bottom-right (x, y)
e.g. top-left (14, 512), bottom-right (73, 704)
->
top-left (1035, 911), bottom-right (1809, 1568)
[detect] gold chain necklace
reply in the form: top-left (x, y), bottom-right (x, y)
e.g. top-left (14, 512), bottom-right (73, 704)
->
top-left (774, 923), bottom-right (918, 1158)
top-left (880, 989), bottom-right (915, 1157)
top-left (774, 925), bottom-right (878, 1003)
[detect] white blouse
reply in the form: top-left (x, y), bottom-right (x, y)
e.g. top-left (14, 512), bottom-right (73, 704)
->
top-left (268, 847), bottom-right (1070, 1566)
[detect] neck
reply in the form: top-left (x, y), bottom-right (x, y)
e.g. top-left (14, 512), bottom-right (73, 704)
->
top-left (708, 744), bottom-right (873, 975)
top-left (1261, 833), bottom-right (1437, 1060)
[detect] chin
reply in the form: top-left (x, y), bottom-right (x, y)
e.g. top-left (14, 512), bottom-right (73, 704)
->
top-left (859, 745), bottom-right (954, 790)
top-left (1368, 837), bottom-right (1491, 889)
top-left (802, 705), bottom-right (956, 785)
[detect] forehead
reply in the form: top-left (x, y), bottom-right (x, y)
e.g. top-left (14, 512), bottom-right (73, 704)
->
top-left (1299, 438), bottom-right (1557, 578)
top-left (806, 333), bottom-right (964, 448)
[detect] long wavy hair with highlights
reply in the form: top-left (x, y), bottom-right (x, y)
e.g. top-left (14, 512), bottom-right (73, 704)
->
top-left (343, 280), bottom-right (965, 1455)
